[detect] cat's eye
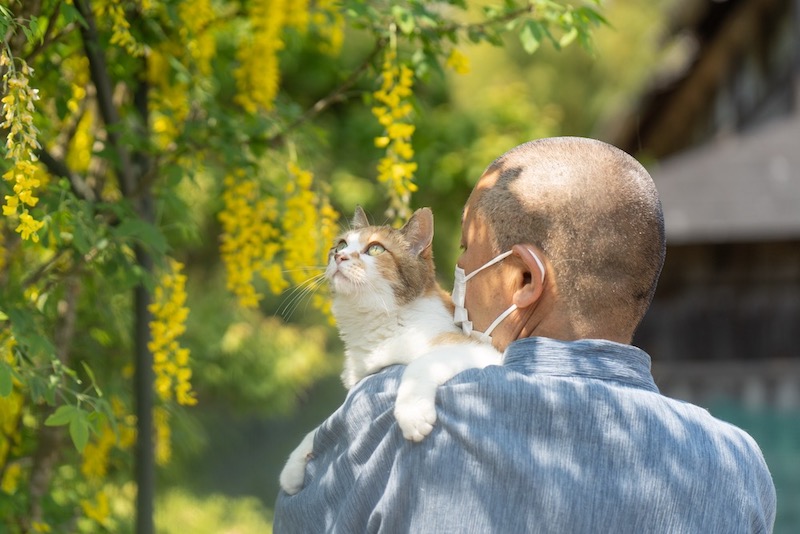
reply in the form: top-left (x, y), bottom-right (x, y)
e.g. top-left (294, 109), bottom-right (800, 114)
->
top-left (334, 240), bottom-right (347, 253)
top-left (366, 243), bottom-right (386, 256)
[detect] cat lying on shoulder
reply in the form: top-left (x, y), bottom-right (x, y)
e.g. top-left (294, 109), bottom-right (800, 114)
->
top-left (279, 206), bottom-right (502, 495)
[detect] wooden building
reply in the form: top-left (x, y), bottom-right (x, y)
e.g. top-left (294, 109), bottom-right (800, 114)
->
top-left (602, 2), bottom-right (800, 528)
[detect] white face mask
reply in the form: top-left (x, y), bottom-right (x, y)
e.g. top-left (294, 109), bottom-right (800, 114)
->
top-left (452, 248), bottom-right (545, 344)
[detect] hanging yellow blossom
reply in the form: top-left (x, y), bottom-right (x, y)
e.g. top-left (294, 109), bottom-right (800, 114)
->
top-left (148, 48), bottom-right (191, 149)
top-left (282, 162), bottom-right (339, 316)
top-left (92, 0), bottom-right (145, 57)
top-left (178, 0), bottom-right (217, 76)
top-left (1, 50), bottom-right (44, 242)
top-left (372, 48), bottom-right (417, 221)
top-left (148, 259), bottom-right (196, 406)
top-left (153, 405), bottom-right (171, 465)
top-left (285, 0), bottom-right (310, 32)
top-left (314, 193), bottom-right (339, 319)
top-left (80, 489), bottom-right (110, 526)
top-left (66, 109), bottom-right (95, 174)
top-left (0, 462), bottom-right (22, 494)
top-left (0, 383), bottom-right (24, 478)
top-left (446, 48), bottom-right (471, 75)
top-left (148, 0), bottom-right (217, 148)
top-left (283, 162), bottom-right (320, 285)
top-left (312, 0), bottom-right (344, 55)
top-left (80, 396), bottom-right (136, 488)
top-left (235, 0), bottom-right (287, 113)
top-left (219, 171), bottom-right (287, 308)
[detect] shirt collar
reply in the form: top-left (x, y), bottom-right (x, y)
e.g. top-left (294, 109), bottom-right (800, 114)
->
top-left (503, 337), bottom-right (659, 393)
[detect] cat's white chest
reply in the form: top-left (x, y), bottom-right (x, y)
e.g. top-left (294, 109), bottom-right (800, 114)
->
top-left (336, 295), bottom-right (458, 388)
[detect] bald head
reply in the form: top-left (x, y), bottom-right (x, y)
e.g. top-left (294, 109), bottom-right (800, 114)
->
top-left (468, 137), bottom-right (665, 341)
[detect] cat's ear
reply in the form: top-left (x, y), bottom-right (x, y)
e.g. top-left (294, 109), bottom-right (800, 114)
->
top-left (401, 208), bottom-right (434, 257)
top-left (352, 206), bottom-right (369, 229)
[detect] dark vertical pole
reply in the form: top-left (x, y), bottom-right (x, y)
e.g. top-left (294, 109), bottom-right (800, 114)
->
top-left (134, 242), bottom-right (154, 534)
top-left (133, 51), bottom-right (154, 534)
top-left (76, 2), bottom-right (154, 530)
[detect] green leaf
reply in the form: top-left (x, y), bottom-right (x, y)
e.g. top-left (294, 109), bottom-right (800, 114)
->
top-left (69, 411), bottom-right (90, 452)
top-left (59, 1), bottom-right (87, 28)
top-left (113, 218), bottom-right (168, 255)
top-left (559, 26), bottom-right (578, 48)
top-left (81, 361), bottom-right (103, 397)
top-left (519, 20), bottom-right (542, 54)
top-left (0, 360), bottom-right (12, 396)
top-left (45, 405), bottom-right (78, 427)
top-left (392, 6), bottom-right (416, 35)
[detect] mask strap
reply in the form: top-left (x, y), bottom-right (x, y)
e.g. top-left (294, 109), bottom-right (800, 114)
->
top-left (526, 247), bottom-right (546, 285)
top-left (464, 250), bottom-right (514, 282)
top-left (482, 304), bottom-right (518, 338)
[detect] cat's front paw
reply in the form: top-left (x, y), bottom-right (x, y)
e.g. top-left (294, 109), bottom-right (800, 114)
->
top-left (279, 455), bottom-right (310, 495)
top-left (279, 430), bottom-right (315, 495)
top-left (394, 390), bottom-right (437, 442)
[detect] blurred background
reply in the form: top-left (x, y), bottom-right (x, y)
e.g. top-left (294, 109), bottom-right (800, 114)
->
top-left (160, 0), bottom-right (799, 531)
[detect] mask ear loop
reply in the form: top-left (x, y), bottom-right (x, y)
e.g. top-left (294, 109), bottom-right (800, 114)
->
top-left (481, 303), bottom-right (518, 339)
top-left (463, 250), bottom-right (514, 282)
top-left (526, 247), bottom-right (546, 285)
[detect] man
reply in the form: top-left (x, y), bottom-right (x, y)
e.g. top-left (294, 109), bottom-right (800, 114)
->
top-left (274, 137), bottom-right (776, 533)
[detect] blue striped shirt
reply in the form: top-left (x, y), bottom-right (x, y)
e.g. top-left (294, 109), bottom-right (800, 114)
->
top-left (274, 337), bottom-right (776, 533)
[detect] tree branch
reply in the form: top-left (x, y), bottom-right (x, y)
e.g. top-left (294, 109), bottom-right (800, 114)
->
top-left (73, 0), bottom-right (136, 198)
top-left (37, 148), bottom-right (97, 202)
top-left (266, 37), bottom-right (388, 147)
top-left (26, 277), bottom-right (81, 531)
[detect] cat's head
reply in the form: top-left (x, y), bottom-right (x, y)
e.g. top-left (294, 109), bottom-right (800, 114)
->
top-left (325, 206), bottom-right (438, 310)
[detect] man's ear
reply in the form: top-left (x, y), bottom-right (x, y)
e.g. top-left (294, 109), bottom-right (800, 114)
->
top-left (511, 243), bottom-right (547, 309)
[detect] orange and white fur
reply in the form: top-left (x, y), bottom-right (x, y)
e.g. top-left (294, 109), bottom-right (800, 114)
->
top-left (279, 207), bottom-right (502, 495)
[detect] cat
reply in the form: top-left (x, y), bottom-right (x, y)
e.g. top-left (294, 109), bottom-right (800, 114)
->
top-left (279, 206), bottom-right (502, 495)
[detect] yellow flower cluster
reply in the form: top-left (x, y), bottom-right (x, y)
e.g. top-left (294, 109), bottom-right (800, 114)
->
top-left (234, 0), bottom-right (288, 113)
top-left (219, 171), bottom-right (287, 308)
top-left (79, 396), bottom-right (134, 526)
top-left (234, 0), bottom-right (341, 112)
top-left (1, 333), bottom-right (24, 495)
top-left (149, 0), bottom-right (217, 148)
top-left (282, 162), bottom-right (339, 315)
top-left (446, 48), bottom-right (471, 75)
top-left (313, 0), bottom-right (345, 55)
top-left (92, 0), bottom-right (145, 57)
top-left (148, 259), bottom-right (196, 406)
top-left (81, 490), bottom-right (110, 526)
top-left (178, 0), bottom-right (216, 76)
top-left (0, 391), bottom-right (24, 489)
top-left (1, 51), bottom-right (44, 242)
top-left (80, 409), bottom-right (136, 480)
top-left (153, 405), bottom-right (171, 465)
top-left (285, 0), bottom-right (311, 31)
top-left (372, 49), bottom-right (417, 221)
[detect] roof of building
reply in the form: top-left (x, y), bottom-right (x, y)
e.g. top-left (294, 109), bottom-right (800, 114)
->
top-left (652, 112), bottom-right (800, 244)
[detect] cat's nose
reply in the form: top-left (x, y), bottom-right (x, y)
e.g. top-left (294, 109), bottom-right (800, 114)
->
top-left (335, 251), bottom-right (359, 264)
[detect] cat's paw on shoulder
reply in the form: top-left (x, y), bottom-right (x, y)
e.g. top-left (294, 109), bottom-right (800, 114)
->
top-left (279, 429), bottom-right (316, 495)
top-left (279, 455), bottom-right (309, 495)
top-left (394, 395), bottom-right (437, 442)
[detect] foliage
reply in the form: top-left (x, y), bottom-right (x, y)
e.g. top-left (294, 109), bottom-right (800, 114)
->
top-left (0, 0), bottom-right (604, 530)
top-left (154, 489), bottom-right (273, 534)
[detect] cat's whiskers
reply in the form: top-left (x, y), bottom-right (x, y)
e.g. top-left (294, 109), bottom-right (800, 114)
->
top-left (279, 272), bottom-right (327, 320)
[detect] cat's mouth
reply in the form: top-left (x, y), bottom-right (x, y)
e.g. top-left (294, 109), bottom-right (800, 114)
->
top-left (328, 266), bottom-right (363, 294)
top-left (328, 267), bottom-right (351, 288)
